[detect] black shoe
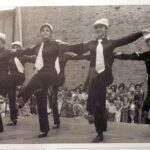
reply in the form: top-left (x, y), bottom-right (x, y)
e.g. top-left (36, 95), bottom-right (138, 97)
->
top-left (7, 120), bottom-right (17, 126)
top-left (38, 132), bottom-right (48, 138)
top-left (92, 134), bottom-right (104, 143)
top-left (52, 124), bottom-right (60, 129)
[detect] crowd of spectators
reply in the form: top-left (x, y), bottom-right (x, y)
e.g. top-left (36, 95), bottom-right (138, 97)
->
top-left (57, 84), bottom-right (88, 118)
top-left (106, 83), bottom-right (144, 124)
top-left (0, 82), bottom-right (146, 124)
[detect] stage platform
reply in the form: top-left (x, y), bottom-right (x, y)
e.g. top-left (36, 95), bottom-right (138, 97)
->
top-left (0, 115), bottom-right (150, 144)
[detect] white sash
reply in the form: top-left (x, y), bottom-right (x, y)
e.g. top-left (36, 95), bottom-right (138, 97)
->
top-left (14, 57), bottom-right (24, 73)
top-left (55, 57), bottom-right (60, 74)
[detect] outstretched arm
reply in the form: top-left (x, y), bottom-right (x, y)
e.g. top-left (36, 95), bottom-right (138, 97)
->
top-left (68, 53), bottom-right (90, 61)
top-left (0, 49), bottom-right (24, 60)
top-left (114, 51), bottom-right (150, 61)
top-left (0, 45), bottom-right (37, 61)
top-left (19, 45), bottom-right (37, 56)
top-left (56, 40), bottom-right (90, 55)
top-left (112, 31), bottom-right (143, 48)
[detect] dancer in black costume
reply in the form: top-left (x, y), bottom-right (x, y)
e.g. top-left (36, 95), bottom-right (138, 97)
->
top-left (66, 18), bottom-right (144, 142)
top-left (6, 41), bottom-right (35, 126)
top-left (15, 23), bottom-right (88, 138)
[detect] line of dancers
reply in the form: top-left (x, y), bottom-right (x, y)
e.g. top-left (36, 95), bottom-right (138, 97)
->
top-left (0, 18), bottom-right (150, 142)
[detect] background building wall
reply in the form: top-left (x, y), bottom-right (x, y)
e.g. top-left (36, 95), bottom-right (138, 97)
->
top-left (0, 9), bottom-right (15, 48)
top-left (21, 6), bottom-right (150, 89)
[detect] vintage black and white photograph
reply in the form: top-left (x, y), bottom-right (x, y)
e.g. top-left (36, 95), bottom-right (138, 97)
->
top-left (0, 4), bottom-right (150, 145)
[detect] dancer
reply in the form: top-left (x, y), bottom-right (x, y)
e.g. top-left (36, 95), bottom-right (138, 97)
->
top-left (114, 31), bottom-right (150, 127)
top-left (0, 40), bottom-right (35, 126)
top-left (7, 41), bottom-right (36, 126)
top-left (66, 18), bottom-right (144, 142)
top-left (0, 34), bottom-right (22, 127)
top-left (6, 41), bottom-right (24, 126)
top-left (15, 23), bottom-right (89, 138)
top-left (0, 33), bottom-right (17, 128)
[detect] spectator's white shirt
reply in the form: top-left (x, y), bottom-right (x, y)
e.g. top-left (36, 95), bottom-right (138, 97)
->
top-left (129, 87), bottom-right (135, 92)
top-left (107, 103), bottom-right (116, 113)
top-left (81, 92), bottom-right (88, 101)
top-left (72, 93), bottom-right (76, 98)
top-left (130, 103), bottom-right (136, 110)
top-left (77, 94), bottom-right (83, 101)
top-left (106, 100), bottom-right (109, 109)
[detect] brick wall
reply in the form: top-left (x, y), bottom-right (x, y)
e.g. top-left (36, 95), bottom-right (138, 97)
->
top-left (21, 6), bottom-right (150, 90)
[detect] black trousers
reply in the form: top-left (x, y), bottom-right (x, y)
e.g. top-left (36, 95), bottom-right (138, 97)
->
top-left (0, 72), bottom-right (25, 121)
top-left (8, 87), bottom-right (17, 121)
top-left (0, 114), bottom-right (3, 132)
top-left (48, 87), bottom-right (60, 125)
top-left (19, 70), bottom-right (58, 102)
top-left (142, 76), bottom-right (150, 124)
top-left (91, 84), bottom-right (107, 135)
top-left (19, 69), bottom-right (58, 132)
top-left (87, 70), bottom-right (113, 135)
top-left (35, 90), bottom-right (49, 132)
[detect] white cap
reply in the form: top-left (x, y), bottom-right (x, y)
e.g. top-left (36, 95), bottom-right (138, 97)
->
top-left (11, 41), bottom-right (22, 48)
top-left (0, 33), bottom-right (6, 41)
top-left (144, 33), bottom-right (150, 40)
top-left (93, 18), bottom-right (109, 28)
top-left (40, 23), bottom-right (53, 32)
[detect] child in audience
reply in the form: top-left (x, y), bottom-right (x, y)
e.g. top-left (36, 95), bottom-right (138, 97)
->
top-left (121, 96), bottom-right (130, 123)
top-left (73, 97), bottom-right (84, 117)
top-left (115, 96), bottom-right (123, 122)
top-left (107, 100), bottom-right (116, 122)
top-left (130, 99), bottom-right (136, 123)
top-left (116, 83), bottom-right (126, 96)
top-left (129, 83), bottom-right (135, 93)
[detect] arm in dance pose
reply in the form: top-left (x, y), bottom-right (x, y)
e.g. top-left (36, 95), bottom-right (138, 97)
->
top-left (64, 53), bottom-right (91, 61)
top-left (114, 51), bottom-right (150, 61)
top-left (57, 31), bottom-right (143, 56)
